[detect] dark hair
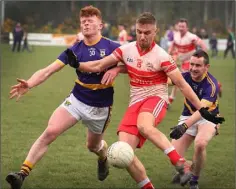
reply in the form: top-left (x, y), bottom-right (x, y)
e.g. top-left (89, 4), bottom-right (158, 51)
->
top-left (80, 5), bottom-right (102, 20)
top-left (136, 12), bottom-right (156, 25)
top-left (118, 24), bottom-right (126, 28)
top-left (192, 49), bottom-right (209, 64)
top-left (179, 18), bottom-right (188, 26)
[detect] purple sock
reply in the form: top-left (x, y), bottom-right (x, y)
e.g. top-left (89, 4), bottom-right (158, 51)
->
top-left (191, 175), bottom-right (199, 181)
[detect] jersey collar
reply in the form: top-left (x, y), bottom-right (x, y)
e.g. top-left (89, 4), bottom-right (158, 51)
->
top-left (136, 41), bottom-right (156, 56)
top-left (192, 71), bottom-right (208, 82)
top-left (84, 35), bottom-right (102, 46)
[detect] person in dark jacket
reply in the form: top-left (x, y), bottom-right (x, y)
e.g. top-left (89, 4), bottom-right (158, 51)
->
top-left (22, 31), bottom-right (31, 53)
top-left (12, 22), bottom-right (24, 52)
top-left (209, 32), bottom-right (218, 57)
top-left (224, 27), bottom-right (235, 59)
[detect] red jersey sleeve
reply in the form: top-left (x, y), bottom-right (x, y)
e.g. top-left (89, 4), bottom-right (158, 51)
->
top-left (160, 55), bottom-right (177, 73)
top-left (112, 47), bottom-right (124, 62)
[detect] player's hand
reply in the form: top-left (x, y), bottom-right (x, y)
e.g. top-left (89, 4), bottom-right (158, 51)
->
top-left (199, 107), bottom-right (225, 124)
top-left (101, 68), bottom-right (119, 85)
top-left (218, 82), bottom-right (222, 98)
top-left (9, 78), bottom-right (29, 101)
top-left (169, 123), bottom-right (188, 139)
top-left (65, 49), bottom-right (80, 69)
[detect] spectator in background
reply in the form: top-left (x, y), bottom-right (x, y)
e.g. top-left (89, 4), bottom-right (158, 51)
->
top-left (209, 32), bottom-right (218, 57)
top-left (129, 25), bottom-right (136, 42)
top-left (71, 29), bottom-right (84, 46)
top-left (117, 24), bottom-right (128, 45)
top-left (160, 26), bottom-right (173, 51)
top-left (199, 28), bottom-right (208, 39)
top-left (22, 31), bottom-right (31, 53)
top-left (224, 27), bottom-right (235, 59)
top-left (77, 31), bottom-right (84, 41)
top-left (102, 22), bottom-right (110, 38)
top-left (167, 25), bottom-right (174, 42)
top-left (12, 22), bottom-right (24, 52)
top-left (160, 35), bottom-right (168, 51)
top-left (192, 27), bottom-right (200, 37)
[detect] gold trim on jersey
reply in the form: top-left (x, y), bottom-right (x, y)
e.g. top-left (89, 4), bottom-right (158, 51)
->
top-left (102, 106), bottom-right (112, 133)
top-left (55, 59), bottom-right (66, 67)
top-left (184, 99), bottom-right (195, 114)
top-left (199, 72), bottom-right (207, 82)
top-left (201, 99), bottom-right (218, 111)
top-left (75, 79), bottom-right (114, 90)
top-left (206, 74), bottom-right (216, 97)
top-left (84, 35), bottom-right (102, 46)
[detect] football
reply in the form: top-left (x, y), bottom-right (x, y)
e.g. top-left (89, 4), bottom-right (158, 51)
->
top-left (107, 141), bottom-right (134, 169)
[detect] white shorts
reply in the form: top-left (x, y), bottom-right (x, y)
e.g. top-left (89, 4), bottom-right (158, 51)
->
top-left (60, 93), bottom-right (112, 134)
top-left (178, 115), bottom-right (216, 137)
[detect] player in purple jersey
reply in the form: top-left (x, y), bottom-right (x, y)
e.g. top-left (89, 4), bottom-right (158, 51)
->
top-left (6, 6), bottom-right (123, 189)
top-left (169, 50), bottom-right (222, 189)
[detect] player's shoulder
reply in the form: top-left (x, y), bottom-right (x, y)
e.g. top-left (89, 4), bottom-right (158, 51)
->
top-left (203, 72), bottom-right (219, 96)
top-left (70, 40), bottom-right (84, 51)
top-left (101, 37), bottom-right (120, 45)
top-left (206, 72), bottom-right (218, 86)
top-left (119, 41), bottom-right (136, 51)
top-left (187, 31), bottom-right (198, 38)
top-left (173, 31), bottom-right (180, 39)
top-left (181, 71), bottom-right (191, 79)
top-left (155, 44), bottom-right (171, 58)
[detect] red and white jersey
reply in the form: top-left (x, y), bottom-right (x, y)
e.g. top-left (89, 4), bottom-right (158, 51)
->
top-left (112, 41), bottom-right (178, 106)
top-left (118, 29), bottom-right (128, 45)
top-left (173, 31), bottom-right (200, 62)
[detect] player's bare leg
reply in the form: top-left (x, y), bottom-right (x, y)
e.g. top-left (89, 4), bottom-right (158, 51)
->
top-left (119, 132), bottom-right (155, 189)
top-left (6, 107), bottom-right (78, 189)
top-left (190, 123), bottom-right (215, 189)
top-left (86, 130), bottom-right (109, 181)
top-left (137, 112), bottom-right (192, 186)
top-left (171, 134), bottom-right (194, 184)
top-left (169, 86), bottom-right (178, 105)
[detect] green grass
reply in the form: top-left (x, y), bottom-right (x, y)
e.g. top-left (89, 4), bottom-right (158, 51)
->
top-left (1, 44), bottom-right (235, 189)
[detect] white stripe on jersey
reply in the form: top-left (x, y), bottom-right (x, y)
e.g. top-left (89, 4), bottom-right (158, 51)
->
top-left (129, 84), bottom-right (168, 106)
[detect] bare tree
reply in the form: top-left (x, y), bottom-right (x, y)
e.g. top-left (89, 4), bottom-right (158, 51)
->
top-left (225, 1), bottom-right (229, 28)
top-left (203, 0), bottom-right (208, 24)
top-left (229, 1), bottom-right (235, 28)
top-left (70, 1), bottom-right (75, 13)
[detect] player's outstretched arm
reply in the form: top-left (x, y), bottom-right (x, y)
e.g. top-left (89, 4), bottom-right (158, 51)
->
top-left (168, 69), bottom-right (202, 109)
top-left (9, 61), bottom-right (64, 101)
top-left (79, 54), bottom-right (119, 73)
top-left (196, 37), bottom-right (207, 52)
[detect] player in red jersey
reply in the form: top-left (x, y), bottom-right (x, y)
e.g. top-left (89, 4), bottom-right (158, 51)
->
top-left (168, 18), bottom-right (207, 105)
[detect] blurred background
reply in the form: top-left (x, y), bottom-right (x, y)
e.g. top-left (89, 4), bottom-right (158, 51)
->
top-left (1, 1), bottom-right (235, 43)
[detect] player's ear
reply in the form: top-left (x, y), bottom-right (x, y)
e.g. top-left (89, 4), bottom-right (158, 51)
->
top-left (155, 27), bottom-right (159, 34)
top-left (100, 21), bottom-right (104, 28)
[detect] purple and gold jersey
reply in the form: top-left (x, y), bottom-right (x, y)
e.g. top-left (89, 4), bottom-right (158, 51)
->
top-left (182, 72), bottom-right (219, 116)
top-left (57, 37), bottom-right (120, 107)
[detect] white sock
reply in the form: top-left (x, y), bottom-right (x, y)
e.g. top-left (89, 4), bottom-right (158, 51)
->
top-left (138, 178), bottom-right (150, 188)
top-left (164, 146), bottom-right (175, 155)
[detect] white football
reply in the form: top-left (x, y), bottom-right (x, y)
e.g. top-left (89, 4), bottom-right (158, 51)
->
top-left (107, 141), bottom-right (134, 169)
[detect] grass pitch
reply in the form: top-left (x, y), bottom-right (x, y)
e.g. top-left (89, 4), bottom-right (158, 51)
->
top-left (1, 44), bottom-right (235, 188)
